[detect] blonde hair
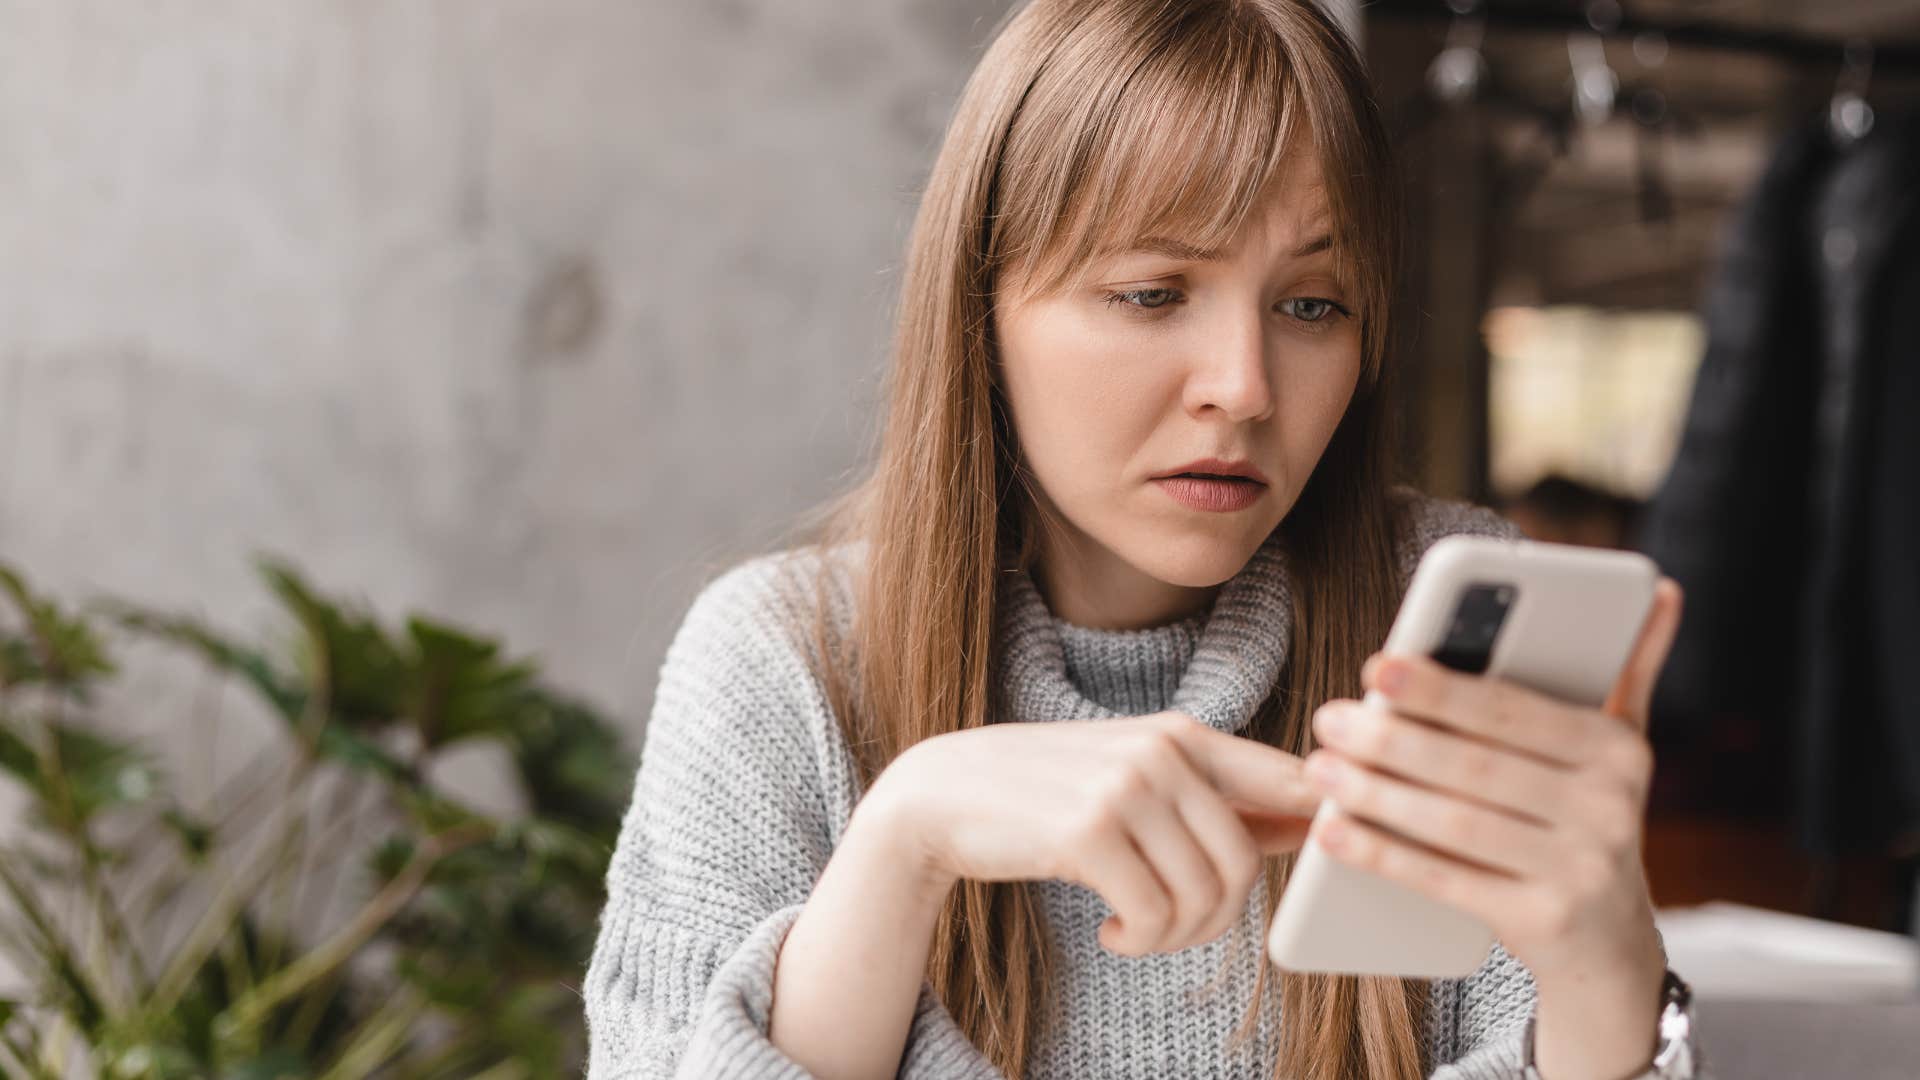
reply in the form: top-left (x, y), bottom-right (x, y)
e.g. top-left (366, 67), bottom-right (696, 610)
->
top-left (763, 1), bottom-right (1422, 1075)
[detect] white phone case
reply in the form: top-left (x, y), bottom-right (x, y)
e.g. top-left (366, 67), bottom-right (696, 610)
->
top-left (1265, 535), bottom-right (1658, 977)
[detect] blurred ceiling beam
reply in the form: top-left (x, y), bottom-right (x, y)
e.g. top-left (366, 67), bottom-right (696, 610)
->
top-left (1368, 0), bottom-right (1920, 70)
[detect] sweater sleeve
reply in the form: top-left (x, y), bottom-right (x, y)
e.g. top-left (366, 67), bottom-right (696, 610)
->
top-left (582, 552), bottom-right (1003, 1080)
top-left (1426, 940), bottom-right (1536, 1078)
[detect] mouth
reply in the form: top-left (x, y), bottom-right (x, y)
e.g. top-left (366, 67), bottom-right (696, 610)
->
top-left (1153, 458), bottom-right (1271, 485)
top-left (1166, 472), bottom-right (1263, 483)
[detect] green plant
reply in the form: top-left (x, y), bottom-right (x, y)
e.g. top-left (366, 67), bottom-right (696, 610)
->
top-left (0, 558), bottom-right (635, 1079)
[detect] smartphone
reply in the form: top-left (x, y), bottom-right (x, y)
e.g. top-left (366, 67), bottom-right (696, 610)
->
top-left (1265, 534), bottom-right (1659, 977)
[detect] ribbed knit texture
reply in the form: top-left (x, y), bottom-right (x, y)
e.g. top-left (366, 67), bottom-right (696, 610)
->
top-left (582, 492), bottom-right (1665, 1078)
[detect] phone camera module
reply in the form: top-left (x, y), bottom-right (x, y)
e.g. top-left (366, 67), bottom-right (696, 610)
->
top-left (1432, 582), bottom-right (1515, 674)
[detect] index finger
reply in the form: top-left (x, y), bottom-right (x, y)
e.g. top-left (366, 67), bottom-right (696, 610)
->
top-left (1166, 717), bottom-right (1321, 820)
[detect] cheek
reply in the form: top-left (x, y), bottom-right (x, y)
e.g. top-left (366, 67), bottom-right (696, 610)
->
top-left (1277, 346), bottom-right (1362, 466)
top-left (999, 309), bottom-right (1165, 485)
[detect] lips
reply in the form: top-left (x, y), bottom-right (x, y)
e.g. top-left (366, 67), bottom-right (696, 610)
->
top-left (1154, 475), bottom-right (1265, 512)
top-left (1155, 457), bottom-right (1270, 485)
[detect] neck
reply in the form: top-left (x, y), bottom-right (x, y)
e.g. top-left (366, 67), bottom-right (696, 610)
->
top-left (1031, 528), bottom-right (1221, 631)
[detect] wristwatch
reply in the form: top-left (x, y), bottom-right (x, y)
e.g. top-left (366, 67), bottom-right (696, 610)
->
top-left (1521, 968), bottom-right (1700, 1079)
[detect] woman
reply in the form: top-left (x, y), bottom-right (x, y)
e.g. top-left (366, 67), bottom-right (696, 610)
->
top-left (585, 0), bottom-right (1699, 1077)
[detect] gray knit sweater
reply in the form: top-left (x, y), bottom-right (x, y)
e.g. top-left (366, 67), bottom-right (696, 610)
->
top-left (584, 494), bottom-right (1640, 1078)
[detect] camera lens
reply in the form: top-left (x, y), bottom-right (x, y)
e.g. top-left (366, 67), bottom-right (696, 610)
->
top-left (1432, 582), bottom-right (1515, 674)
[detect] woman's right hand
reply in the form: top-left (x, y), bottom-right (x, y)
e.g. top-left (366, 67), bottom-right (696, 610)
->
top-left (857, 711), bottom-right (1323, 957)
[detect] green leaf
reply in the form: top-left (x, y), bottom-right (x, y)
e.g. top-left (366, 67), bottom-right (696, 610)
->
top-left (0, 564), bottom-right (115, 694)
top-left (0, 723), bottom-right (38, 790)
top-left (404, 619), bottom-right (539, 750)
top-left (0, 636), bottom-right (40, 690)
top-left (116, 609), bottom-right (414, 785)
top-left (314, 726), bottom-right (410, 782)
top-left (256, 559), bottom-right (409, 730)
top-left (217, 1047), bottom-right (311, 1080)
top-left (504, 692), bottom-right (634, 833)
top-left (109, 608), bottom-right (304, 723)
top-left (49, 724), bottom-right (165, 823)
top-left (0, 719), bottom-right (164, 828)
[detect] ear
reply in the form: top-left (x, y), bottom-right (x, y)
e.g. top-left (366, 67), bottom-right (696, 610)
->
top-left (1603, 577), bottom-right (1684, 734)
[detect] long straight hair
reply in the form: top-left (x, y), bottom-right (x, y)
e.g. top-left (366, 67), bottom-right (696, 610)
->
top-left (763, 1), bottom-right (1420, 1075)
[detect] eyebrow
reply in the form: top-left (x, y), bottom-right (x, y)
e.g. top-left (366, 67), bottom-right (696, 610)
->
top-left (1131, 232), bottom-right (1333, 262)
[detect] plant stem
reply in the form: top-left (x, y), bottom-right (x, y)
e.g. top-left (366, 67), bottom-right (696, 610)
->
top-left (147, 749), bottom-right (321, 1015)
top-left (465, 1057), bottom-right (531, 1080)
top-left (79, 840), bottom-right (151, 1000)
top-left (310, 987), bottom-right (429, 1080)
top-left (216, 821), bottom-right (494, 1037)
top-left (0, 858), bottom-right (110, 1034)
top-left (280, 964), bottom-right (347, 1057)
top-left (0, 1022), bottom-right (54, 1080)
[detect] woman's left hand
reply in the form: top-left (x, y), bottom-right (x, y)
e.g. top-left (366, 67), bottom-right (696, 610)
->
top-left (1302, 577), bottom-right (1685, 1074)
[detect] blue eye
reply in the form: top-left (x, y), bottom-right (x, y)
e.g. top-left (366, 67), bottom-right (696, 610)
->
top-left (1282, 297), bottom-right (1352, 325)
top-left (1101, 287), bottom-right (1180, 310)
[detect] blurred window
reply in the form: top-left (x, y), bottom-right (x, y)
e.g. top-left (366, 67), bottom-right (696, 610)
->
top-left (1484, 304), bottom-right (1703, 501)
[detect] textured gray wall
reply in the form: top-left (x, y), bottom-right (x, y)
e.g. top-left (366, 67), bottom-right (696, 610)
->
top-left (0, 0), bottom-right (1015, 744)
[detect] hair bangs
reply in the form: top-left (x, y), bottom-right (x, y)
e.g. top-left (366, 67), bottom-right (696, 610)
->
top-left (998, 5), bottom-right (1322, 303)
top-left (990, 1), bottom-right (1382, 343)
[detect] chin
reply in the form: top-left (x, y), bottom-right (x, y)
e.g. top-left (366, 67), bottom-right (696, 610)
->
top-left (1122, 529), bottom-right (1263, 588)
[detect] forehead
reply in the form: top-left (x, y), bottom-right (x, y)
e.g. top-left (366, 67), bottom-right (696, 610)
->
top-left (1108, 144), bottom-right (1331, 262)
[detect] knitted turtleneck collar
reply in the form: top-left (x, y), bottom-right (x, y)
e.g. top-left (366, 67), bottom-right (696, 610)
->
top-left (994, 526), bottom-right (1296, 734)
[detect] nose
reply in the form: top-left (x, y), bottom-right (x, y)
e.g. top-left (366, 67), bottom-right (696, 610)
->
top-left (1182, 305), bottom-right (1276, 424)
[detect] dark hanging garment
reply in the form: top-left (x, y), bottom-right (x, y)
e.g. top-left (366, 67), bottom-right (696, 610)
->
top-left (1802, 109), bottom-right (1920, 855)
top-left (1638, 108), bottom-right (1920, 857)
top-left (1636, 116), bottom-right (1833, 819)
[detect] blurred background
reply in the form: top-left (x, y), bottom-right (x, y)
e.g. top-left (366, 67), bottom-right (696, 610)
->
top-left (1, 0), bottom-right (1917, 1076)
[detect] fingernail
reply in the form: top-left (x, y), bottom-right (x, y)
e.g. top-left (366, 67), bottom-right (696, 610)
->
top-left (1317, 705), bottom-right (1351, 739)
top-left (1377, 659), bottom-right (1408, 696)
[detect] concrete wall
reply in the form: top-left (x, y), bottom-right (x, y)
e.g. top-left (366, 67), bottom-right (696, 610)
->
top-left (0, 2), bottom-right (1026, 1005)
top-left (0, 0), bottom-right (1017, 747)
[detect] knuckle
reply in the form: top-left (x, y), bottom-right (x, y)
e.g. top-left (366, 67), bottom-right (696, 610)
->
top-left (1095, 763), bottom-right (1154, 807)
top-left (1133, 727), bottom-right (1183, 761)
top-left (1071, 803), bottom-right (1126, 844)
